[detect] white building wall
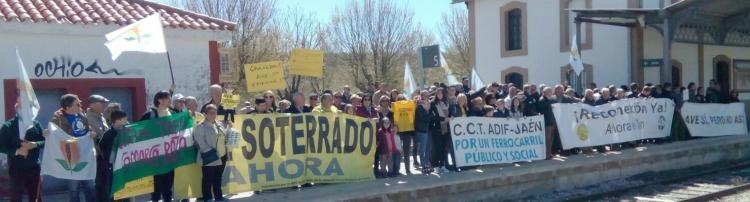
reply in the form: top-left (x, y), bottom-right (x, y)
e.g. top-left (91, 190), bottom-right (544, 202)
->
top-left (0, 22), bottom-right (230, 119)
top-left (473, 0), bottom-right (630, 87)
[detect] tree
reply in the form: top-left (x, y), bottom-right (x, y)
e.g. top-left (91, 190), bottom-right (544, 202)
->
top-left (439, 7), bottom-right (471, 77)
top-left (330, 0), bottom-right (420, 92)
top-left (274, 6), bottom-right (325, 99)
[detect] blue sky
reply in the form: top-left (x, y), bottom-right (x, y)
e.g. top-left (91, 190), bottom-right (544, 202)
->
top-left (159, 0), bottom-right (463, 38)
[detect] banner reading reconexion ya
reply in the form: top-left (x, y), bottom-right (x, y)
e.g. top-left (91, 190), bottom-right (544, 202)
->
top-left (553, 98), bottom-right (675, 149)
top-left (681, 102), bottom-right (748, 137)
top-left (450, 116), bottom-right (546, 167)
top-left (222, 113), bottom-right (376, 192)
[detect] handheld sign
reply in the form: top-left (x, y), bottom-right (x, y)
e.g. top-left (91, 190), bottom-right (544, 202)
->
top-left (244, 61), bottom-right (286, 92)
top-left (221, 93), bottom-right (241, 109)
top-left (289, 48), bottom-right (324, 77)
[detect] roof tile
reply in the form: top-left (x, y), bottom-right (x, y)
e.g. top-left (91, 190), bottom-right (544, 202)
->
top-left (0, 0), bottom-right (234, 31)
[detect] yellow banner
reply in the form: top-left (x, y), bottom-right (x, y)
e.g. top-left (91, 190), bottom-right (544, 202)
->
top-left (289, 48), bottom-right (324, 77)
top-left (221, 93), bottom-right (241, 109)
top-left (244, 61), bottom-right (286, 92)
top-left (174, 163), bottom-right (203, 199)
top-left (393, 100), bottom-right (416, 132)
top-left (223, 113), bottom-right (376, 192)
top-left (113, 176), bottom-right (153, 200)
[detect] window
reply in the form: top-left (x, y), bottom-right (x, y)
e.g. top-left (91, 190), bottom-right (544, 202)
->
top-left (505, 73), bottom-right (524, 89)
top-left (507, 9), bottom-right (522, 51)
top-left (500, 1), bottom-right (527, 57)
top-left (220, 53), bottom-right (230, 73)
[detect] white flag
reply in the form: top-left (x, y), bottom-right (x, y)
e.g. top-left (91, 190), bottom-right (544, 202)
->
top-left (471, 68), bottom-right (484, 91)
top-left (403, 62), bottom-right (417, 96)
top-left (41, 123), bottom-right (97, 180)
top-left (16, 49), bottom-right (39, 139)
top-left (569, 34), bottom-right (584, 76)
top-left (440, 53), bottom-right (461, 85)
top-left (105, 13), bottom-right (167, 60)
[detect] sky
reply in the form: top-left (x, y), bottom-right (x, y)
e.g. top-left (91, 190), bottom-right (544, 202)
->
top-left (158, 0), bottom-right (463, 39)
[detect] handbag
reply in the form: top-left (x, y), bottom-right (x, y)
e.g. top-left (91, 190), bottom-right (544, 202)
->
top-left (200, 149), bottom-right (219, 166)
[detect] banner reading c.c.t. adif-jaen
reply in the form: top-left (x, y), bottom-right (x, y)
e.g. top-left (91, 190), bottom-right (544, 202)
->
top-left (450, 116), bottom-right (546, 167)
top-left (223, 113), bottom-right (376, 192)
top-left (553, 98), bottom-right (675, 149)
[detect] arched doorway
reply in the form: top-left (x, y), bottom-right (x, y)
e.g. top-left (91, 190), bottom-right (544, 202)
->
top-left (505, 73), bottom-right (524, 89)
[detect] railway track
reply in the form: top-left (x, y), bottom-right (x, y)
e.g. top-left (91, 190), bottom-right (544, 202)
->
top-left (571, 166), bottom-right (750, 202)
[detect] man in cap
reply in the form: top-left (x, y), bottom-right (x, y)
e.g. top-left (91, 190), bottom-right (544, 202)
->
top-left (248, 97), bottom-right (272, 114)
top-left (86, 94), bottom-right (110, 139)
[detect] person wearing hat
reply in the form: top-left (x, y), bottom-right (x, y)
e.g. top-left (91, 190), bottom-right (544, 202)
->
top-left (86, 94), bottom-right (110, 140)
top-left (248, 97), bottom-right (272, 114)
top-left (171, 93), bottom-right (186, 112)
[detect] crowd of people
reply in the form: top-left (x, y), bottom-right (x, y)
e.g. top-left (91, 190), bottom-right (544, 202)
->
top-left (0, 76), bottom-right (743, 202)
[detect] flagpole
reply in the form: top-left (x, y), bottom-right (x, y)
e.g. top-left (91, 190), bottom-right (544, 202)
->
top-left (166, 51), bottom-right (175, 84)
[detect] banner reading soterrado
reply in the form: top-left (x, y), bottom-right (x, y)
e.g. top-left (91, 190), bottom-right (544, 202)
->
top-left (450, 116), bottom-right (546, 167)
top-left (681, 102), bottom-right (748, 137)
top-left (223, 113), bottom-right (376, 192)
top-left (110, 112), bottom-right (196, 198)
top-left (553, 98), bottom-right (675, 149)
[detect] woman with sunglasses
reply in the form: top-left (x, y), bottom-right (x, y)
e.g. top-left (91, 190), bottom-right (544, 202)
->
top-left (263, 90), bottom-right (278, 112)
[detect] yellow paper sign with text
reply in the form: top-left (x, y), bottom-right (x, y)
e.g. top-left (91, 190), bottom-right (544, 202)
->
top-left (393, 100), bottom-right (416, 132)
top-left (244, 61), bottom-right (286, 92)
top-left (289, 48), bottom-right (324, 77)
top-left (222, 113), bottom-right (376, 193)
top-left (221, 93), bottom-right (241, 109)
top-left (113, 176), bottom-right (153, 200)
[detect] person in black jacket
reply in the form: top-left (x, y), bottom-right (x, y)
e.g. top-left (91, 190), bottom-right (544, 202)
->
top-left (0, 98), bottom-right (45, 202)
top-left (96, 110), bottom-right (129, 202)
top-left (537, 87), bottom-right (557, 159)
top-left (140, 90), bottom-right (178, 202)
top-left (286, 92), bottom-right (312, 113)
top-left (414, 90), bottom-right (438, 174)
top-left (201, 84), bottom-right (235, 123)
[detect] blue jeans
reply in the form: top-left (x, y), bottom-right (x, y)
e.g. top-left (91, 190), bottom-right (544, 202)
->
top-left (416, 132), bottom-right (431, 170)
top-left (67, 179), bottom-right (95, 202)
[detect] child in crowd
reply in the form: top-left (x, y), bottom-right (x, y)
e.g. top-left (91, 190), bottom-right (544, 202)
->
top-left (378, 118), bottom-right (398, 177)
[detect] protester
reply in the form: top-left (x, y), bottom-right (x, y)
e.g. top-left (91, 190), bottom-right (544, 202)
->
top-left (414, 90), bottom-right (435, 174)
top-left (616, 88), bottom-right (626, 100)
top-left (51, 94), bottom-right (96, 202)
top-left (431, 88), bottom-right (450, 173)
top-left (583, 89), bottom-right (596, 105)
top-left (523, 84), bottom-right (539, 116)
top-left (248, 97), bottom-right (273, 114)
top-left (687, 82), bottom-right (696, 102)
top-left (373, 82), bottom-right (389, 105)
top-left (468, 97), bottom-right (486, 117)
top-left (640, 86), bottom-right (653, 98)
top-left (185, 96), bottom-right (205, 124)
top-left (172, 93), bottom-right (186, 112)
top-left (278, 99), bottom-right (291, 112)
top-left (333, 92), bottom-right (347, 110)
top-left (86, 94), bottom-right (110, 139)
top-left (313, 93), bottom-right (340, 113)
top-left (493, 99), bottom-right (509, 118)
top-left (628, 83), bottom-right (640, 98)
top-left (594, 88), bottom-right (612, 105)
top-left (341, 85), bottom-right (352, 104)
top-left (695, 86), bottom-right (707, 103)
top-left (344, 104), bottom-right (355, 115)
top-left (454, 94), bottom-right (470, 117)
top-left (564, 88), bottom-right (580, 103)
top-left (287, 92), bottom-right (312, 113)
top-left (308, 94), bottom-right (319, 108)
top-left (508, 96), bottom-right (525, 119)
top-left (0, 97), bottom-right (45, 202)
top-left (376, 117), bottom-right (398, 177)
top-left (96, 110), bottom-right (128, 202)
top-left (140, 90), bottom-right (177, 202)
top-left (194, 104), bottom-right (229, 202)
top-left (103, 102), bottom-right (122, 125)
top-left (537, 88), bottom-right (557, 159)
top-left (263, 90), bottom-right (279, 112)
top-left (356, 94), bottom-right (379, 119)
top-left (201, 84), bottom-right (235, 122)
top-left (461, 78), bottom-right (471, 93)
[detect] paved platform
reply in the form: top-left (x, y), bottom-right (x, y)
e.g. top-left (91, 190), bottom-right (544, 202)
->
top-left (241, 135), bottom-right (750, 202)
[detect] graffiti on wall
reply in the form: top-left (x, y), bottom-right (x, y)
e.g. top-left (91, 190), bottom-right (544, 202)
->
top-left (34, 56), bottom-right (142, 78)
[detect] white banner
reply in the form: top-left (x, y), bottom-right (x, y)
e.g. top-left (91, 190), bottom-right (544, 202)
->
top-left (553, 98), bottom-right (675, 149)
top-left (450, 116), bottom-right (546, 167)
top-left (41, 123), bottom-right (97, 180)
top-left (681, 102), bottom-right (748, 137)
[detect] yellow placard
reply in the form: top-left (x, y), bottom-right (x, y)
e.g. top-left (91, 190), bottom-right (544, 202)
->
top-left (113, 176), bottom-right (153, 200)
top-left (223, 113), bottom-right (375, 193)
top-left (393, 100), bottom-right (416, 132)
top-left (244, 61), bottom-right (286, 92)
top-left (221, 93), bottom-right (241, 109)
top-left (289, 48), bottom-right (324, 77)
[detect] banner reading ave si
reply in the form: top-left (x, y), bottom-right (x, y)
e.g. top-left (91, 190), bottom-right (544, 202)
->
top-left (680, 102), bottom-right (747, 137)
top-left (552, 98), bottom-right (675, 149)
top-left (222, 113), bottom-right (376, 192)
top-left (450, 116), bottom-right (546, 167)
